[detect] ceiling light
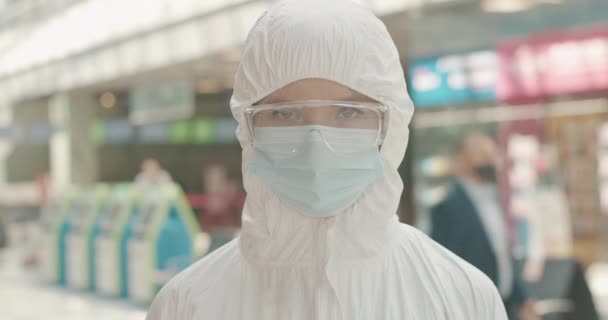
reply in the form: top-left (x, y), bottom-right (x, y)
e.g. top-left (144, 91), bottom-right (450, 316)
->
top-left (196, 80), bottom-right (223, 94)
top-left (482, 0), bottom-right (533, 12)
top-left (99, 92), bottom-right (116, 109)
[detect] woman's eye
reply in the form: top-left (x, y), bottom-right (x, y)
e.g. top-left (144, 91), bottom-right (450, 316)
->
top-left (338, 107), bottom-right (360, 119)
top-left (273, 110), bottom-right (295, 120)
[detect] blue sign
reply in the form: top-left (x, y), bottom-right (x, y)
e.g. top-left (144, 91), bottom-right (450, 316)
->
top-left (213, 119), bottom-right (238, 144)
top-left (28, 122), bottom-right (55, 143)
top-left (409, 50), bottom-right (497, 108)
top-left (139, 123), bottom-right (171, 144)
top-left (0, 126), bottom-right (26, 142)
top-left (0, 126), bottom-right (16, 140)
top-left (104, 119), bottom-right (135, 144)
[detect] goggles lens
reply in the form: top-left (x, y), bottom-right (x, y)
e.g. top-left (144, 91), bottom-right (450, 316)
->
top-left (241, 101), bottom-right (388, 154)
top-left (252, 104), bottom-right (381, 129)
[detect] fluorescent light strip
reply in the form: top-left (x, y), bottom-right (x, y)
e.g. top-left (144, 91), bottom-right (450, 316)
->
top-left (413, 99), bottom-right (608, 128)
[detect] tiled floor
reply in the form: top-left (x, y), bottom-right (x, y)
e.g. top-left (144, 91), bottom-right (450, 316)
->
top-left (1, 223), bottom-right (606, 320)
top-left (0, 247), bottom-right (147, 320)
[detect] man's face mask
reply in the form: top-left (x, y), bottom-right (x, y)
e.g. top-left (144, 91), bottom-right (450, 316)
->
top-left (475, 164), bottom-right (497, 184)
top-left (237, 101), bottom-right (389, 217)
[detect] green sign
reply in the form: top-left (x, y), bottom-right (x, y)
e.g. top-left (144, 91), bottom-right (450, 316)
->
top-left (92, 117), bottom-right (240, 145)
top-left (91, 120), bottom-right (104, 144)
top-left (129, 80), bottom-right (194, 125)
top-left (170, 121), bottom-right (191, 144)
top-left (191, 118), bottom-right (215, 144)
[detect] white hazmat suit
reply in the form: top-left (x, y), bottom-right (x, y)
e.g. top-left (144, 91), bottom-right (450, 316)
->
top-left (147, 0), bottom-right (508, 319)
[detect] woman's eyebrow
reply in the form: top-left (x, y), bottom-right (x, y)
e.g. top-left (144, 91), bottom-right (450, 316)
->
top-left (340, 94), bottom-right (377, 102)
top-left (257, 97), bottom-right (288, 105)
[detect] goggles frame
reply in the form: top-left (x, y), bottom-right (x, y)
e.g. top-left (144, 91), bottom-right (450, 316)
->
top-left (237, 100), bottom-right (390, 148)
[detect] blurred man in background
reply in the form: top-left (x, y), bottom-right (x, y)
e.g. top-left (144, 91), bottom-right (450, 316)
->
top-left (135, 158), bottom-right (173, 187)
top-left (431, 133), bottom-right (538, 320)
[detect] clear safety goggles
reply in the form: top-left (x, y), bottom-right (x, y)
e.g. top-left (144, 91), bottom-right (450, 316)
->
top-left (237, 100), bottom-right (389, 153)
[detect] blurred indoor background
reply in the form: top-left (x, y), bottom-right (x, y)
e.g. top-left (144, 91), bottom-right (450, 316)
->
top-left (0, 0), bottom-right (606, 319)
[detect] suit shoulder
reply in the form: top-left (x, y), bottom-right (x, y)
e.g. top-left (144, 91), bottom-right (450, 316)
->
top-left (402, 224), bottom-right (497, 291)
top-left (399, 225), bottom-right (507, 318)
top-left (146, 239), bottom-right (242, 320)
top-left (171, 238), bottom-right (240, 285)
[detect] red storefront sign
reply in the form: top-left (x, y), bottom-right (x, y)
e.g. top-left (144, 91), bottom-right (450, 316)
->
top-left (498, 27), bottom-right (608, 103)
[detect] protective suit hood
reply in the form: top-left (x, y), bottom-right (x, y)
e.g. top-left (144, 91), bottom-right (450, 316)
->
top-left (232, 0), bottom-right (413, 267)
top-left (147, 1), bottom-right (507, 319)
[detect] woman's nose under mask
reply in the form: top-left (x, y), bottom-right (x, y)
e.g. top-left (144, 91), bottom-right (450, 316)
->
top-left (247, 126), bottom-right (384, 217)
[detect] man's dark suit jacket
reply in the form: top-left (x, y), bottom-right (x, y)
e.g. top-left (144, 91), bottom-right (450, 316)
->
top-left (430, 181), bottom-right (527, 317)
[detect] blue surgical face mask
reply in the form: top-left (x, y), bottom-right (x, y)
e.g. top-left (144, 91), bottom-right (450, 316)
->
top-left (247, 126), bottom-right (384, 217)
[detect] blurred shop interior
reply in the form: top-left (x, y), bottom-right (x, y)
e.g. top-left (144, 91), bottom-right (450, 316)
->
top-left (0, 0), bottom-right (607, 319)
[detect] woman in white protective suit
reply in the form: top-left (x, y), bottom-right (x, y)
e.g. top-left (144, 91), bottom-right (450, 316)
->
top-left (147, 0), bottom-right (508, 319)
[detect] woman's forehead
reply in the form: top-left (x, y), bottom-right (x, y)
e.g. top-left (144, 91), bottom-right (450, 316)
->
top-left (258, 78), bottom-right (377, 105)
